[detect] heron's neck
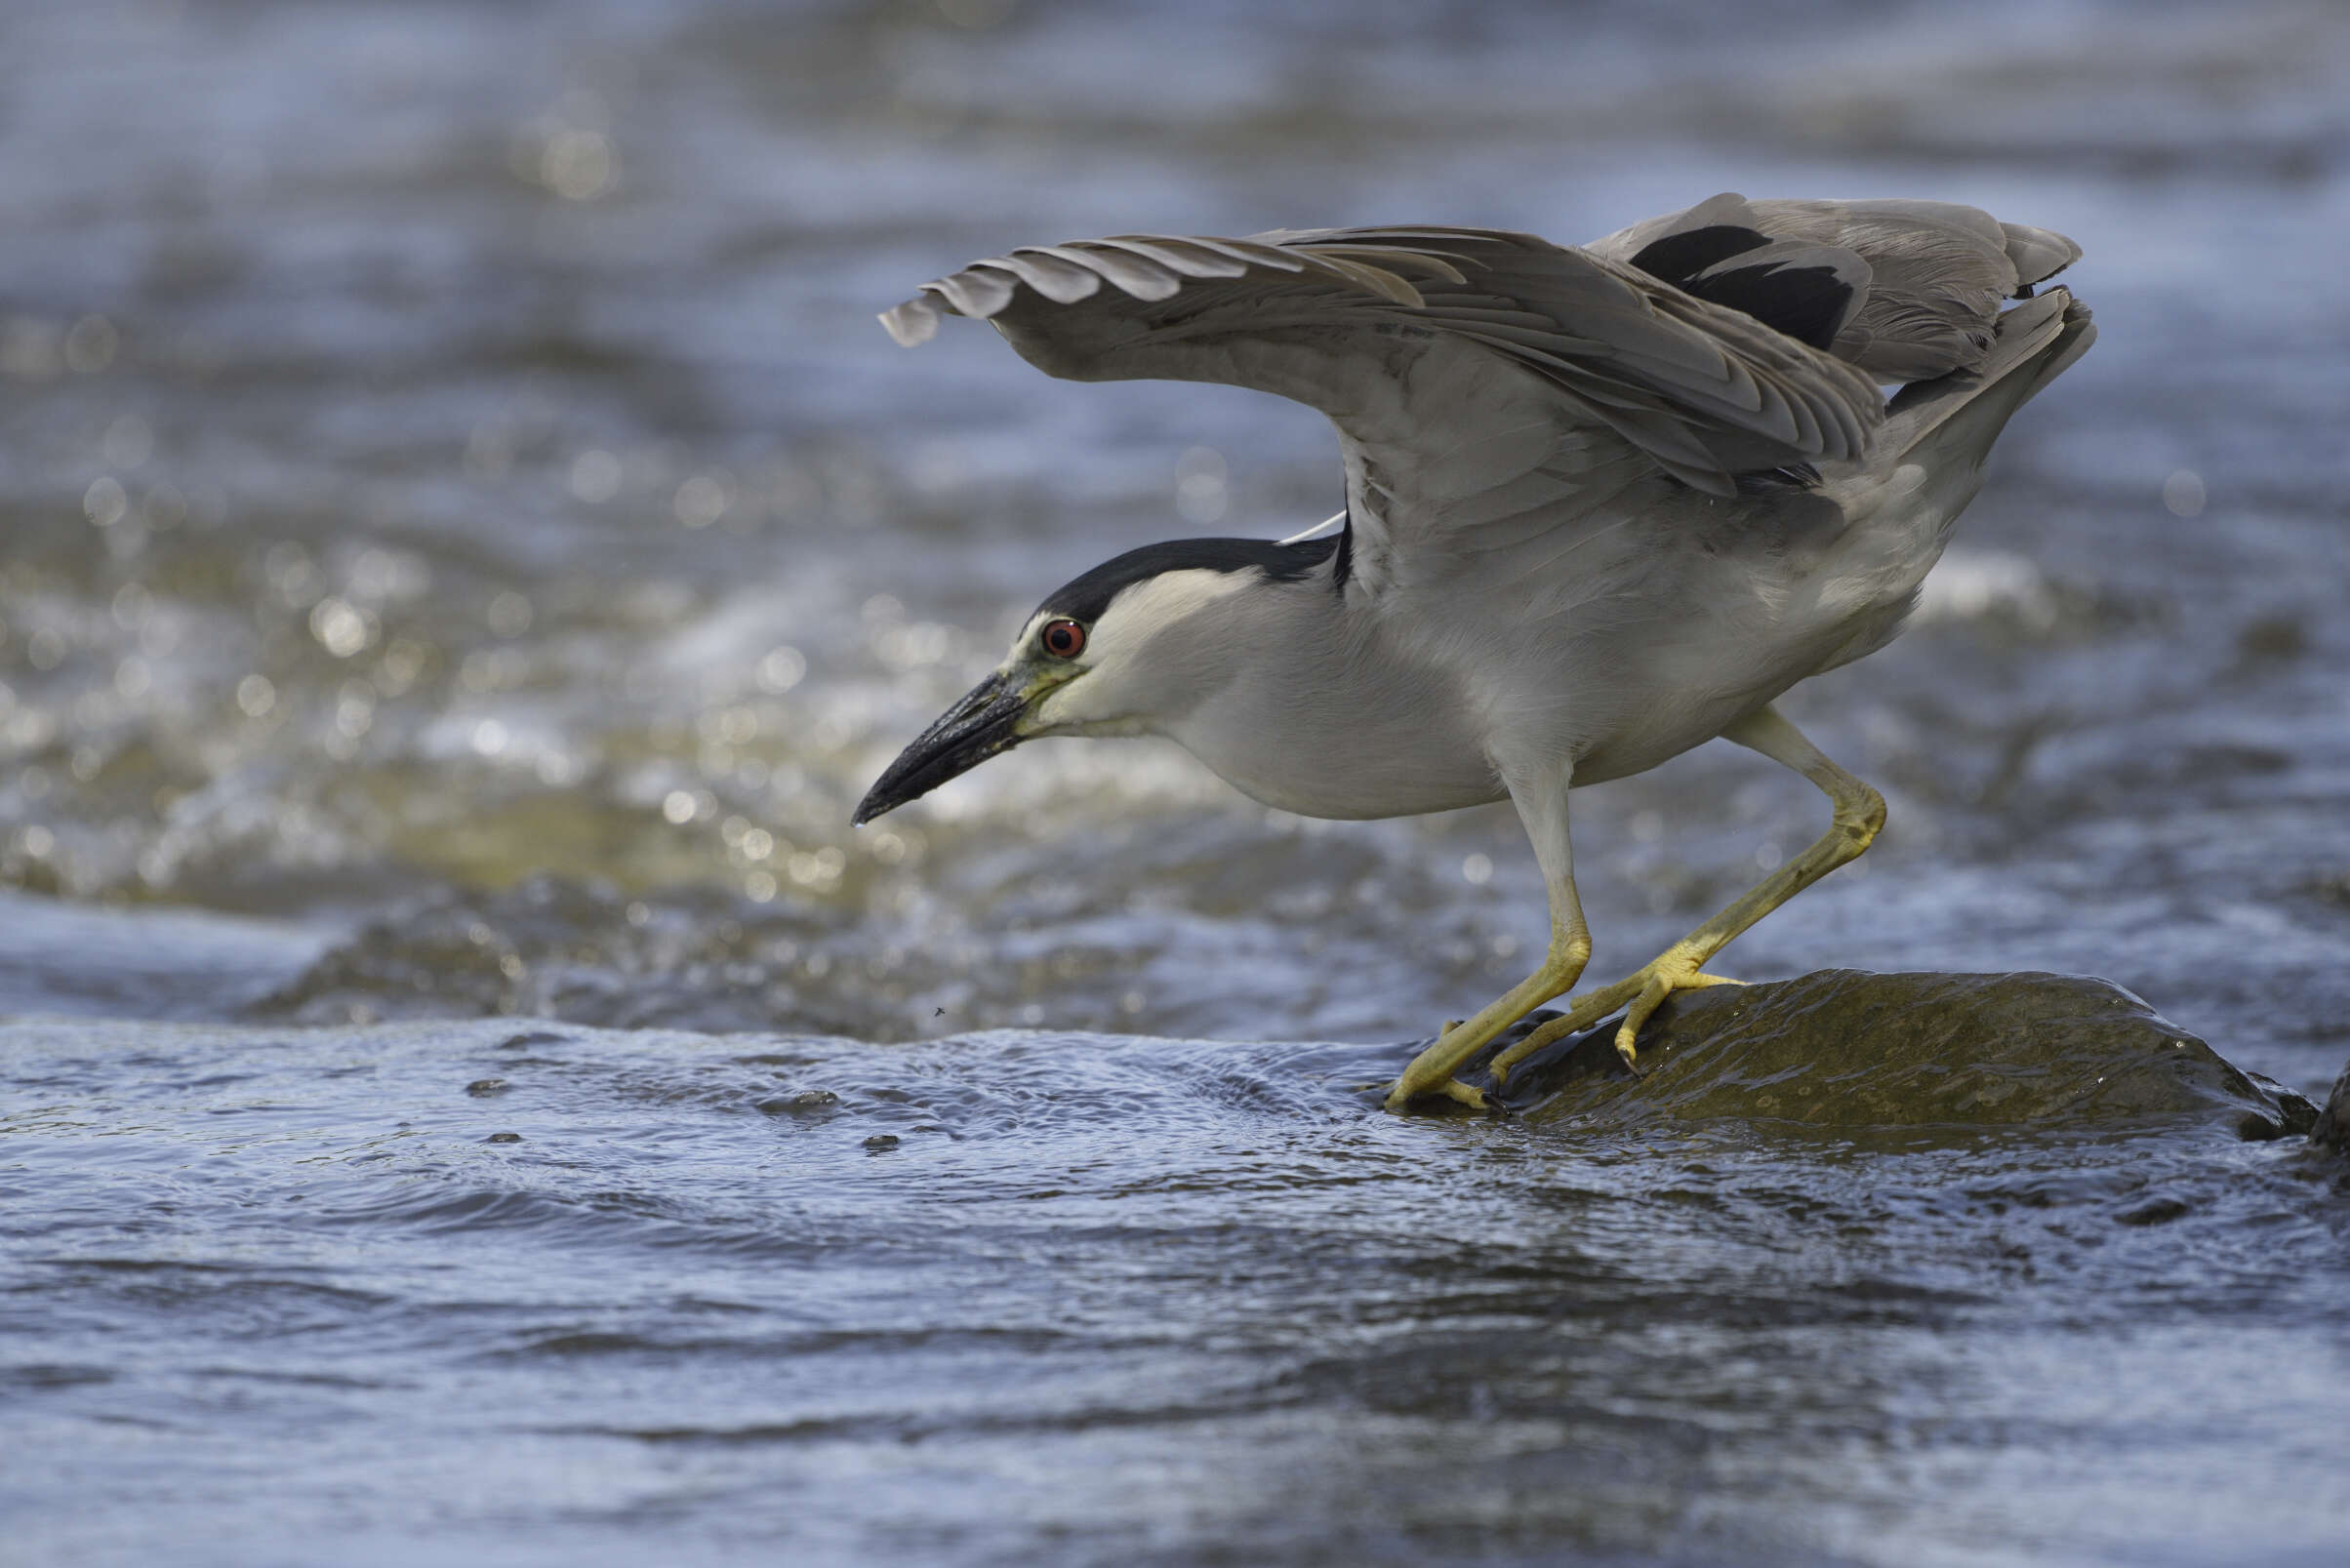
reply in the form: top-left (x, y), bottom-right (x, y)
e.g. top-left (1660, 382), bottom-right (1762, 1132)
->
top-left (1161, 569), bottom-right (1500, 820)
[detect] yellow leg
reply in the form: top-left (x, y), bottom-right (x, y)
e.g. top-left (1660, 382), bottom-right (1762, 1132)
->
top-left (1488, 705), bottom-right (1885, 1084)
top-left (1386, 920), bottom-right (1591, 1109)
top-left (1387, 766), bottom-right (1589, 1110)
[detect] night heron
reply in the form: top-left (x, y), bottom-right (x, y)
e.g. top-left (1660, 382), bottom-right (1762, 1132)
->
top-left (852, 192), bottom-right (2092, 1110)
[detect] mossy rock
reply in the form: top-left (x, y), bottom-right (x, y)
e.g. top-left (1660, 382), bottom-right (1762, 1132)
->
top-left (1446, 970), bottom-right (2315, 1140)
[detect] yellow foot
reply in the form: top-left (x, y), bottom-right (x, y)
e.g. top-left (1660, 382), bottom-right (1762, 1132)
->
top-left (1386, 940), bottom-right (1595, 1110)
top-left (1383, 1065), bottom-right (1489, 1112)
top-left (1383, 1022), bottom-right (1495, 1110)
top-left (1486, 953), bottom-right (1744, 1084)
top-left (1611, 958), bottom-right (1743, 1070)
top-left (1430, 1077), bottom-right (1488, 1111)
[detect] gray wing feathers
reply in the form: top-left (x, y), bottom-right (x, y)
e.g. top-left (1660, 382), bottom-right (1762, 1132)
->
top-left (880, 226), bottom-right (1882, 500)
top-left (877, 233), bottom-right (1437, 344)
top-left (1587, 193), bottom-right (2083, 382)
top-left (1998, 221), bottom-right (2084, 292)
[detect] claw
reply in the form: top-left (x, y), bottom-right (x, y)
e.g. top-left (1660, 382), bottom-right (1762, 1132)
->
top-left (1616, 977), bottom-right (1669, 1064)
top-left (1489, 949), bottom-right (1736, 1083)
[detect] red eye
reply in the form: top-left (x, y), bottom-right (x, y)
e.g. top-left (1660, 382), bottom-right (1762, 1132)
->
top-left (1040, 619), bottom-right (1086, 660)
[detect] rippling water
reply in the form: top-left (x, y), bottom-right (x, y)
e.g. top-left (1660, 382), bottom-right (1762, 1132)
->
top-left (4, 1), bottom-right (2349, 1562)
top-left (9, 1012), bottom-right (2347, 1566)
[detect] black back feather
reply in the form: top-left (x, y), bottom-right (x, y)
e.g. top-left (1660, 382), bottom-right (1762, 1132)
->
top-left (1630, 224), bottom-right (1862, 352)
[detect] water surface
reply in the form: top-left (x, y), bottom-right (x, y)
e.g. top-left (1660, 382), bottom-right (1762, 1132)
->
top-left (8, 1012), bottom-right (2346, 1566)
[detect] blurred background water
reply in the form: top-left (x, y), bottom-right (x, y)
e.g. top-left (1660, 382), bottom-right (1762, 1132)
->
top-left (3, 2), bottom-right (2348, 1564)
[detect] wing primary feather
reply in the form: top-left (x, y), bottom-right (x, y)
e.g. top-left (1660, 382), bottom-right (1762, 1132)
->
top-left (879, 297), bottom-right (940, 346)
top-left (1303, 244), bottom-right (1471, 286)
top-left (927, 264), bottom-right (1018, 319)
top-left (1063, 243), bottom-right (1184, 301)
top-left (1170, 236), bottom-right (1314, 272)
top-left (1097, 236), bottom-right (1252, 279)
top-left (1293, 252), bottom-right (1425, 306)
top-left (995, 248), bottom-right (1106, 303)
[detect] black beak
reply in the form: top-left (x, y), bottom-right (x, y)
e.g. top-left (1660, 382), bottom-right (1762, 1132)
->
top-left (853, 671), bottom-right (1030, 825)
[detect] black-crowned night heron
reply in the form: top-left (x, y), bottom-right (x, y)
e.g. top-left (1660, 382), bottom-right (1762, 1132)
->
top-left (853, 192), bottom-right (2093, 1110)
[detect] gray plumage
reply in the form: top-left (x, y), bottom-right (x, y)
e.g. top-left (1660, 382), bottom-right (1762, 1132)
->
top-left (1583, 191), bottom-right (2081, 380)
top-left (862, 192), bottom-right (2094, 1108)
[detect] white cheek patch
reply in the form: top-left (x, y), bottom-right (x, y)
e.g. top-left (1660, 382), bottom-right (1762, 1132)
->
top-left (1079, 568), bottom-right (1253, 666)
top-left (1032, 567), bottom-right (1256, 730)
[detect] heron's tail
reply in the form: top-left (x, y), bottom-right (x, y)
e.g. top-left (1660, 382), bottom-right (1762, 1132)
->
top-left (1874, 288), bottom-right (2096, 472)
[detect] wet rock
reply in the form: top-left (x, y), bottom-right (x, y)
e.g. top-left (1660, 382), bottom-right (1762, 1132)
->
top-left (2311, 1064), bottom-right (2350, 1154)
top-left (755, 1088), bottom-right (839, 1116)
top-left (465, 1077), bottom-right (509, 1098)
top-left (1452, 970), bottom-right (2315, 1138)
top-left (2114, 1196), bottom-right (2194, 1226)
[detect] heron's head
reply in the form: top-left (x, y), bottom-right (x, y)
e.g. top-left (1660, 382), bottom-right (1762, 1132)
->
top-left (851, 534), bottom-right (1339, 824)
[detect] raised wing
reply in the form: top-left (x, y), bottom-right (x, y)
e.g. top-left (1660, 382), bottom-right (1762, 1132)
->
top-left (879, 225), bottom-right (1884, 589)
